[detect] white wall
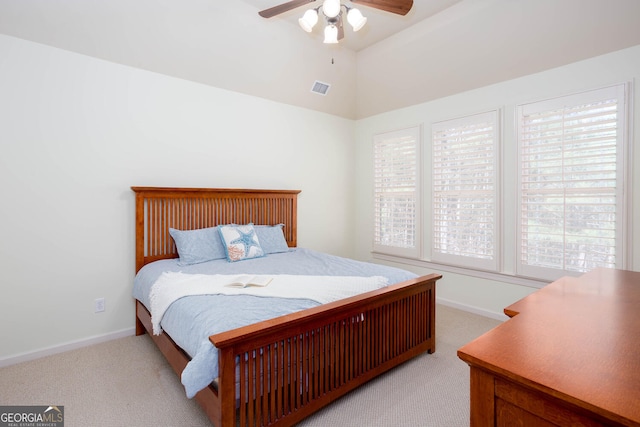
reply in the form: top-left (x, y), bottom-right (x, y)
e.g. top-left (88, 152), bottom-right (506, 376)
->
top-left (3, 33), bottom-right (638, 364)
top-left (0, 34), bottom-right (355, 363)
top-left (0, 0), bottom-right (359, 119)
top-left (356, 0), bottom-right (640, 119)
top-left (355, 45), bottom-right (640, 319)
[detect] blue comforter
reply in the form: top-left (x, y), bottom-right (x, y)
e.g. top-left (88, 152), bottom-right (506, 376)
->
top-left (133, 248), bottom-right (417, 398)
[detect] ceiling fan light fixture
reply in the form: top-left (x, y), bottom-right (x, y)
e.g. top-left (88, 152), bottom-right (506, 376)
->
top-left (298, 8), bottom-right (318, 32)
top-left (321, 0), bottom-right (341, 18)
top-left (259, 1), bottom-right (414, 45)
top-left (346, 8), bottom-right (367, 32)
top-left (323, 24), bottom-right (339, 43)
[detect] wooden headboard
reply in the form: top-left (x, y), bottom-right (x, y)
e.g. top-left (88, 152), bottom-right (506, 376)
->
top-left (131, 187), bottom-right (301, 272)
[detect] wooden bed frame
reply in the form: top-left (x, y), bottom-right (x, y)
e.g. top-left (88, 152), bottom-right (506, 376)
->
top-left (132, 186), bottom-right (441, 427)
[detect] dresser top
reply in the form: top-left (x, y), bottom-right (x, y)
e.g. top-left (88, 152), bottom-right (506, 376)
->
top-left (458, 268), bottom-right (640, 425)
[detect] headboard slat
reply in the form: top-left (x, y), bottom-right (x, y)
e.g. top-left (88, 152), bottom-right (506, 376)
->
top-left (132, 187), bottom-right (301, 272)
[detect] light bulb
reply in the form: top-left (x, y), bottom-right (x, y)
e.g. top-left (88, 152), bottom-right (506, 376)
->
top-left (322, 0), bottom-right (341, 18)
top-left (347, 8), bottom-right (367, 32)
top-left (298, 9), bottom-right (318, 32)
top-left (323, 24), bottom-right (339, 44)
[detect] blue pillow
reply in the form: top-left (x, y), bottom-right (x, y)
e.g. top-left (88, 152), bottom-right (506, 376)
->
top-left (255, 224), bottom-right (290, 254)
top-left (169, 227), bottom-right (226, 266)
top-left (218, 223), bottom-right (265, 262)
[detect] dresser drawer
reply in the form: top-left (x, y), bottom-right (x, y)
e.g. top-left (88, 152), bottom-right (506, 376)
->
top-left (495, 378), bottom-right (607, 427)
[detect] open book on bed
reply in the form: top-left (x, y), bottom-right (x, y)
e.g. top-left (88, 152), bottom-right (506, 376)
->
top-left (224, 275), bottom-right (273, 288)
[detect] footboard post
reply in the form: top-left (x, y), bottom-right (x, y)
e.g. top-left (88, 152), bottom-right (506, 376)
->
top-left (428, 285), bottom-right (436, 353)
top-left (218, 348), bottom-right (237, 427)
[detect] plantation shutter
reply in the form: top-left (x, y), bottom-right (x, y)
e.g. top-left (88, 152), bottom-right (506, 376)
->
top-left (431, 111), bottom-right (499, 271)
top-left (373, 127), bottom-right (420, 257)
top-left (517, 85), bottom-right (627, 280)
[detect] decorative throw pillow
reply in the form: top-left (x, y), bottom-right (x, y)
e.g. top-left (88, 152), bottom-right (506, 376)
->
top-left (218, 223), bottom-right (265, 262)
top-left (169, 227), bottom-right (227, 266)
top-left (255, 224), bottom-right (290, 254)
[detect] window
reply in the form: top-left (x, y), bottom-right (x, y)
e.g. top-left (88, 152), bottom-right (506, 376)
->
top-left (431, 111), bottom-right (499, 271)
top-left (372, 83), bottom-right (631, 286)
top-left (517, 85), bottom-right (628, 280)
top-left (373, 126), bottom-right (420, 258)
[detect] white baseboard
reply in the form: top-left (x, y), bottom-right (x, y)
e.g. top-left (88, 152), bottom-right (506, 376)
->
top-left (436, 297), bottom-right (509, 322)
top-left (0, 327), bottom-right (136, 368)
top-left (1, 301), bottom-right (504, 368)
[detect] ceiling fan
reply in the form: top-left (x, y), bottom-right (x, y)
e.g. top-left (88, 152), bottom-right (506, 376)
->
top-left (259, 0), bottom-right (413, 43)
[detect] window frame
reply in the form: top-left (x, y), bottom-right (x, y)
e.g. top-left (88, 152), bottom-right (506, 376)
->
top-left (430, 110), bottom-right (500, 272)
top-left (515, 84), bottom-right (629, 281)
top-left (372, 126), bottom-right (422, 259)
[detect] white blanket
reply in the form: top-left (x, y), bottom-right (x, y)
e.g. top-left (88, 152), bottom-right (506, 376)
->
top-left (149, 272), bottom-right (389, 335)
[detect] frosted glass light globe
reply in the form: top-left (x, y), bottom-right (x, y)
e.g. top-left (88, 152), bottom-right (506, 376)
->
top-left (322, 0), bottom-right (341, 18)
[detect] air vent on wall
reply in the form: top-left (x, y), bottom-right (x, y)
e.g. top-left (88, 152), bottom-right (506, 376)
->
top-left (311, 81), bottom-right (330, 96)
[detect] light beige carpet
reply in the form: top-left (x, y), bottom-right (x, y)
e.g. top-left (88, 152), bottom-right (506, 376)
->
top-left (0, 305), bottom-right (501, 426)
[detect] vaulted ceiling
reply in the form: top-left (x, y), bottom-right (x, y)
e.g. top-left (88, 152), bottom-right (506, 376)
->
top-left (1, 0), bottom-right (639, 119)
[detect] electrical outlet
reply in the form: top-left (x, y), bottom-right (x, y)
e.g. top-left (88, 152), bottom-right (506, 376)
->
top-left (95, 298), bottom-right (105, 313)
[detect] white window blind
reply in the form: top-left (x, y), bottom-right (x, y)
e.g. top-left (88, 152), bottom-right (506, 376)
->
top-left (517, 85), bottom-right (627, 280)
top-left (373, 127), bottom-right (420, 257)
top-left (431, 111), bottom-right (499, 271)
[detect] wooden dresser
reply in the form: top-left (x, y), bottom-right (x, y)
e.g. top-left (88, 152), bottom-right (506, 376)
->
top-left (457, 268), bottom-right (640, 427)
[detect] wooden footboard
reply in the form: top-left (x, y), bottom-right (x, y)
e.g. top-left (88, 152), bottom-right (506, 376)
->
top-left (136, 273), bottom-right (439, 427)
top-left (211, 273), bottom-right (440, 427)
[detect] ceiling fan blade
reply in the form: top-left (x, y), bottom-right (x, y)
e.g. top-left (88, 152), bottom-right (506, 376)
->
top-left (258, 0), bottom-right (316, 18)
top-left (338, 17), bottom-right (344, 40)
top-left (350, 0), bottom-right (413, 16)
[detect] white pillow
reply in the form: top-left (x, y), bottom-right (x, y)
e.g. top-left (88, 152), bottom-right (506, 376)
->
top-left (255, 224), bottom-right (290, 254)
top-left (169, 227), bottom-right (226, 266)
